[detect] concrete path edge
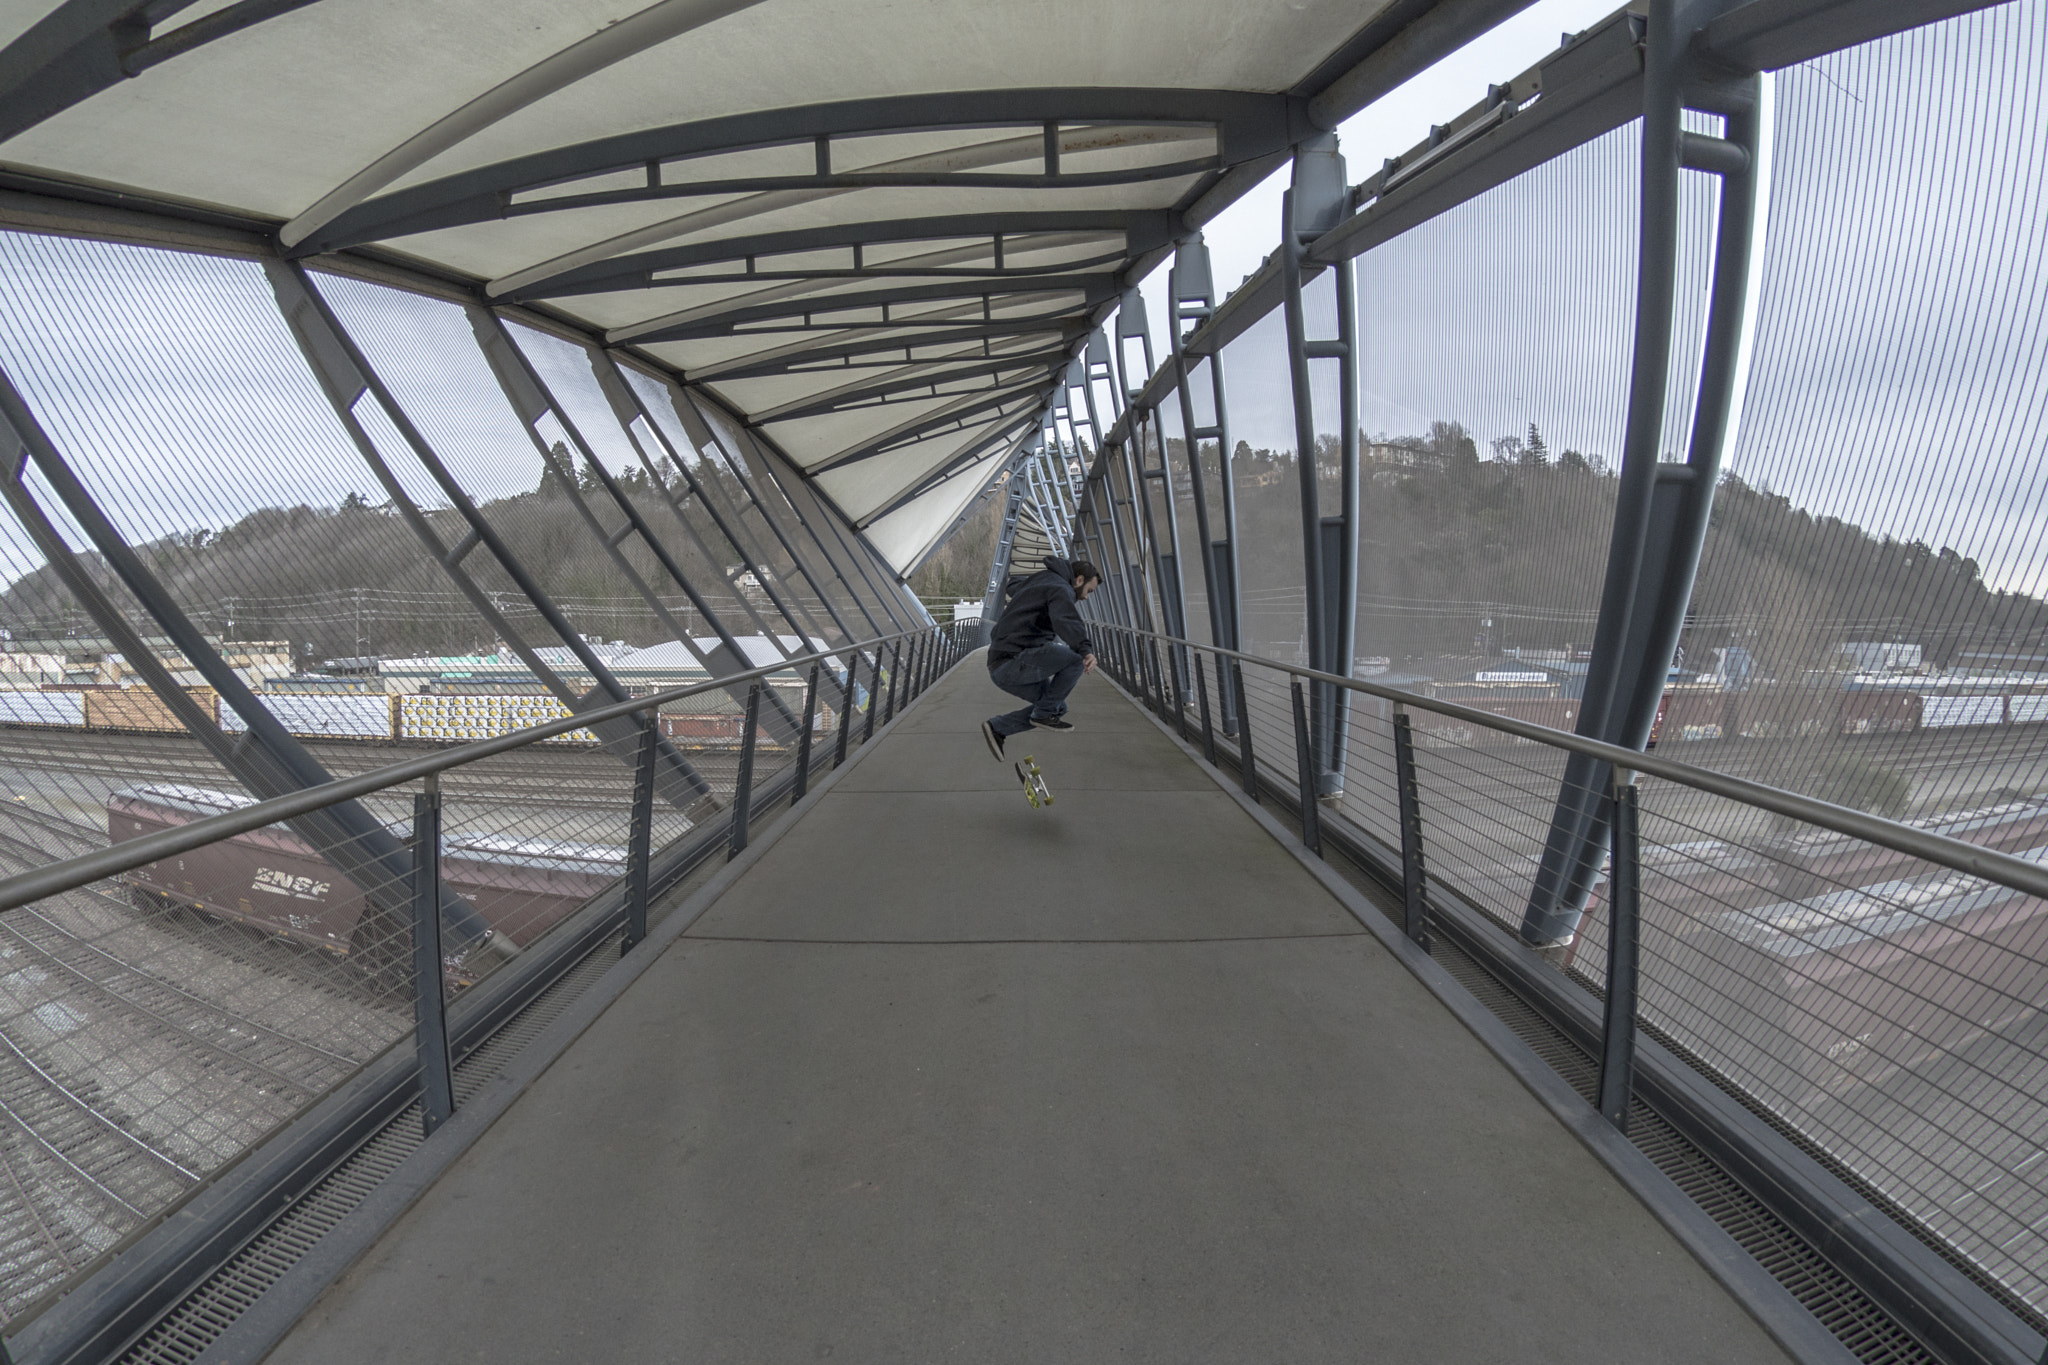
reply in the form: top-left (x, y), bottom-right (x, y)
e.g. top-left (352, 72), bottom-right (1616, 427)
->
top-left (189, 662), bottom-right (957, 1365)
top-left (1101, 677), bottom-right (1859, 1365)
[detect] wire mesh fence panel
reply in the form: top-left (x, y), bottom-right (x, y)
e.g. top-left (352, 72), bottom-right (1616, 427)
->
top-left (0, 800), bottom-right (417, 1323)
top-left (1155, 391), bottom-right (1214, 655)
top-left (1345, 119), bottom-right (1700, 677)
top-left (1565, 776), bottom-right (2048, 1322)
top-left (311, 273), bottom-right (682, 656)
top-left (1216, 308), bottom-right (1307, 669)
top-left (724, 422), bottom-right (902, 636)
top-left (500, 323), bottom-right (785, 652)
top-left (1663, 8), bottom-right (2048, 836)
top-left (686, 396), bottom-right (887, 639)
top-left (0, 237), bottom-right (465, 667)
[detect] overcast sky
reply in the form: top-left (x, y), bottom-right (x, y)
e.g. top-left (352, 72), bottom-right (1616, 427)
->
top-left (3, 0), bottom-right (2046, 611)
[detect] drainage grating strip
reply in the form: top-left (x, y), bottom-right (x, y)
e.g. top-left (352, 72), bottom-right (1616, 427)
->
top-left (1427, 928), bottom-right (1945, 1365)
top-left (115, 938), bottom-right (624, 1365)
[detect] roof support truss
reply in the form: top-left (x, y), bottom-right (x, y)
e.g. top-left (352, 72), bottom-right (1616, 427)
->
top-left (498, 210), bottom-right (1170, 302)
top-left (620, 274), bottom-right (1117, 344)
top-left (290, 88), bottom-right (1301, 256)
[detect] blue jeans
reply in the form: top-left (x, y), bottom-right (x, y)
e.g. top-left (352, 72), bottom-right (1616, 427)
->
top-left (986, 643), bottom-right (1085, 737)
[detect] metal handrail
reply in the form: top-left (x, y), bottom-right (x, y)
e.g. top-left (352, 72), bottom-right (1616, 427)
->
top-left (1094, 622), bottom-right (2048, 905)
top-left (0, 624), bottom-right (957, 916)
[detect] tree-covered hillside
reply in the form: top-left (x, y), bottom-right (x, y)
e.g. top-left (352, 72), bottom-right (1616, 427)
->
top-left (1196, 422), bottom-right (2048, 672)
top-left (0, 448), bottom-right (862, 659)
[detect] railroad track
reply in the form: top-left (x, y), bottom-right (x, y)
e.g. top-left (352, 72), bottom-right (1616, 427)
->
top-left (0, 820), bottom-right (396, 1077)
top-left (0, 853), bottom-right (360, 1094)
top-left (0, 807), bottom-right (412, 1318)
top-left (0, 974), bottom-right (202, 1319)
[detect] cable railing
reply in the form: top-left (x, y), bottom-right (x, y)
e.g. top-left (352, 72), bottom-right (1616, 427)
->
top-left (0, 620), bottom-right (971, 1349)
top-left (1090, 620), bottom-right (2048, 1350)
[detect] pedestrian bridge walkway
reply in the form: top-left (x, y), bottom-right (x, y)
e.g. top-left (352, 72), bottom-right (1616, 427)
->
top-left (265, 658), bottom-right (1795, 1364)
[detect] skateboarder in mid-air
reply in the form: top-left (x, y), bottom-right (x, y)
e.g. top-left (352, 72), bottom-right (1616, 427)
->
top-left (980, 556), bottom-right (1102, 761)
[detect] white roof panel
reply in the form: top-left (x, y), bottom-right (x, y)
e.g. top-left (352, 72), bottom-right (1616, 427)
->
top-left (0, 0), bottom-right (1472, 571)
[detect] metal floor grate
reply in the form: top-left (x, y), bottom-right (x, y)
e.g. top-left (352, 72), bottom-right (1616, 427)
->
top-left (1424, 925), bottom-right (1945, 1365)
top-left (115, 937), bottom-right (625, 1365)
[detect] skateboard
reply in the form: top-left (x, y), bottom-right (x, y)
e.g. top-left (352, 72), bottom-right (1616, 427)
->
top-left (1015, 756), bottom-right (1052, 808)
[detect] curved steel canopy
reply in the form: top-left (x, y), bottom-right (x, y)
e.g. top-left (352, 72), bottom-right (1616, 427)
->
top-left (0, 0), bottom-right (1535, 572)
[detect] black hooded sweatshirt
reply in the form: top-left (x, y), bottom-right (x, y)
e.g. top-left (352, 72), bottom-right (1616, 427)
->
top-left (988, 557), bottom-right (1094, 665)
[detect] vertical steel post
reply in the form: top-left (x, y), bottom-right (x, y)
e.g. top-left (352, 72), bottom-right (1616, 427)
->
top-left (793, 664), bottom-right (819, 804)
top-left (1169, 236), bottom-right (1240, 734)
top-left (622, 717), bottom-right (657, 953)
top-left (884, 641), bottom-right (904, 722)
top-left (1209, 344), bottom-right (1245, 739)
top-left (1195, 651), bottom-right (1217, 764)
top-left (836, 661), bottom-right (858, 767)
top-left (1290, 678), bottom-right (1322, 856)
top-left (1167, 637), bottom-right (1188, 740)
top-left (1279, 133), bottom-right (1355, 802)
top-left (864, 651), bottom-right (882, 743)
top-left (729, 683), bottom-right (762, 860)
top-left (1392, 708), bottom-right (1430, 950)
top-left (1233, 661), bottom-right (1258, 801)
top-left (1598, 770), bottom-right (1642, 1130)
top-left (411, 777), bottom-right (456, 1138)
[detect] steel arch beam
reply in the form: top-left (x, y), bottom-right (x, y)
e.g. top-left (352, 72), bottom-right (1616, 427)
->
top-left (754, 352), bottom-right (1069, 424)
top-left (288, 88), bottom-right (1300, 256)
top-left (856, 412), bottom-right (1041, 527)
top-left (497, 211), bottom-right (1171, 302)
top-left (0, 0), bottom-right (327, 143)
top-left (807, 384), bottom-right (1050, 473)
top-left (679, 317), bottom-right (1086, 378)
top-left (620, 275), bottom-right (1118, 344)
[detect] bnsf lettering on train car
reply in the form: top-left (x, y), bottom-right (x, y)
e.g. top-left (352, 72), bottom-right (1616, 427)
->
top-left (252, 868), bottom-right (331, 900)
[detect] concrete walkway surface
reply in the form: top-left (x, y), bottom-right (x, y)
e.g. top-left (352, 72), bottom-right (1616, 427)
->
top-left (265, 657), bottom-right (1795, 1364)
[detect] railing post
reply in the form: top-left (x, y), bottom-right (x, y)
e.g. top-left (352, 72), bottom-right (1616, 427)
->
top-left (884, 641), bottom-right (904, 723)
top-left (836, 657), bottom-right (857, 767)
top-left (410, 776), bottom-right (455, 1138)
top-left (863, 650), bottom-right (882, 743)
top-left (793, 664), bottom-right (819, 804)
top-left (1232, 659), bottom-right (1257, 801)
top-left (728, 683), bottom-right (762, 860)
top-left (1179, 642), bottom-right (1196, 740)
top-left (622, 716), bottom-right (657, 953)
top-left (1195, 651), bottom-right (1217, 764)
top-left (1290, 678), bottom-right (1322, 855)
top-left (1392, 707), bottom-right (1430, 950)
top-left (1597, 768), bottom-right (1642, 1130)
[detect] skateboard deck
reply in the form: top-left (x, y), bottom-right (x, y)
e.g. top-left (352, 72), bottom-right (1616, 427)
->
top-left (1015, 756), bottom-right (1052, 808)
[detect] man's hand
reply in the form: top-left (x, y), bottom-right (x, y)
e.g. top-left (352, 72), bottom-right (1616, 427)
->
top-left (1082, 653), bottom-right (1097, 674)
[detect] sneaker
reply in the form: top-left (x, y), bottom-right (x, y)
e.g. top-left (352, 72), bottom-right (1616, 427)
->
top-left (1031, 715), bottom-right (1075, 732)
top-left (980, 720), bottom-right (1005, 760)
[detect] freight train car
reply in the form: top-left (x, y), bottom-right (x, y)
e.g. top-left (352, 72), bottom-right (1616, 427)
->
top-left (107, 785), bottom-right (622, 969)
